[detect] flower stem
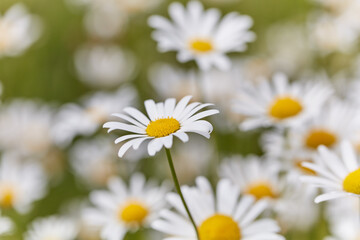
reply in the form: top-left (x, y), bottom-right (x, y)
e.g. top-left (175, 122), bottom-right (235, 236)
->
top-left (165, 148), bottom-right (200, 240)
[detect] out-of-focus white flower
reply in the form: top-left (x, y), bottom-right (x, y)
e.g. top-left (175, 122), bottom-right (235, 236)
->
top-left (0, 155), bottom-right (47, 213)
top-left (325, 197), bottom-right (360, 240)
top-left (149, 1), bottom-right (255, 71)
top-left (0, 210), bottom-right (12, 236)
top-left (219, 155), bottom-right (284, 204)
top-left (53, 86), bottom-right (137, 147)
top-left (104, 95), bottom-right (219, 157)
top-left (84, 173), bottom-right (169, 240)
top-left (24, 216), bottom-right (78, 240)
top-left (149, 63), bottom-right (200, 101)
top-left (75, 44), bottom-right (136, 88)
top-left (233, 73), bottom-right (333, 131)
top-left (0, 4), bottom-right (42, 58)
top-left (70, 137), bottom-right (119, 188)
top-left (0, 100), bottom-right (55, 157)
top-left (153, 177), bottom-right (284, 240)
top-left (301, 141), bottom-right (360, 203)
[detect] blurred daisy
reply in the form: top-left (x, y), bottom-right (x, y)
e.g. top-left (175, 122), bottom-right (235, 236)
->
top-left (24, 216), bottom-right (78, 240)
top-left (0, 154), bottom-right (47, 213)
top-left (70, 137), bottom-right (119, 188)
top-left (301, 141), bottom-right (360, 203)
top-left (84, 173), bottom-right (169, 240)
top-left (0, 100), bottom-right (55, 157)
top-left (325, 197), bottom-right (360, 240)
top-left (0, 211), bottom-right (12, 236)
top-left (0, 4), bottom-right (42, 58)
top-left (233, 73), bottom-right (333, 131)
top-left (152, 176), bottom-right (284, 240)
top-left (149, 63), bottom-right (200, 101)
top-left (104, 95), bottom-right (219, 157)
top-left (75, 44), bottom-right (136, 88)
top-left (220, 155), bottom-right (284, 202)
top-left (53, 86), bottom-right (136, 147)
top-left (148, 1), bottom-right (255, 71)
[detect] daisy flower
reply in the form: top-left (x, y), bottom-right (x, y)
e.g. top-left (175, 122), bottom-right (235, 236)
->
top-left (233, 73), bottom-right (333, 131)
top-left (219, 155), bottom-right (284, 203)
top-left (103, 95), bottom-right (219, 157)
top-left (24, 216), bottom-right (78, 240)
top-left (0, 154), bottom-right (47, 213)
top-left (0, 211), bottom-right (13, 236)
top-left (301, 140), bottom-right (360, 203)
top-left (53, 86), bottom-right (136, 147)
top-left (0, 4), bottom-right (42, 58)
top-left (84, 173), bottom-right (169, 240)
top-left (148, 1), bottom-right (255, 71)
top-left (152, 176), bottom-right (284, 240)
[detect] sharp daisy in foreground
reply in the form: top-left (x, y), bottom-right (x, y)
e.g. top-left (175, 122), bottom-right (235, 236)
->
top-left (103, 95), bottom-right (219, 157)
top-left (148, 1), bottom-right (255, 71)
top-left (301, 141), bottom-right (360, 203)
top-left (152, 177), bottom-right (285, 240)
top-left (84, 173), bottom-right (169, 240)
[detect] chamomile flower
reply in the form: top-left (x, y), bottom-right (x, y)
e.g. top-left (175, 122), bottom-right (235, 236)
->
top-left (0, 4), bottom-right (42, 58)
top-left (0, 211), bottom-right (12, 236)
top-left (219, 155), bottom-right (284, 203)
top-left (0, 154), bottom-right (47, 213)
top-left (103, 95), bottom-right (219, 157)
top-left (84, 173), bottom-right (169, 240)
top-left (24, 216), bottom-right (78, 240)
top-left (148, 1), bottom-right (255, 71)
top-left (233, 73), bottom-right (333, 131)
top-left (53, 86), bottom-right (136, 147)
top-left (152, 177), bottom-right (284, 240)
top-left (301, 141), bottom-right (360, 203)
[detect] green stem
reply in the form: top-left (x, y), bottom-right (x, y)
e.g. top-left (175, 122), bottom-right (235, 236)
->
top-left (165, 148), bottom-right (200, 240)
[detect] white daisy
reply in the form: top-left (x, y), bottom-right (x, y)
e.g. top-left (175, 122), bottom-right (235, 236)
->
top-left (301, 140), bottom-right (360, 203)
top-left (149, 63), bottom-right (200, 101)
top-left (70, 137), bottom-right (120, 188)
top-left (0, 100), bottom-right (55, 157)
top-left (75, 44), bottom-right (136, 88)
top-left (84, 173), bottom-right (169, 240)
top-left (0, 210), bottom-right (13, 236)
top-left (0, 154), bottom-right (47, 213)
top-left (148, 1), bottom-right (255, 71)
top-left (103, 95), bottom-right (219, 157)
top-left (219, 155), bottom-right (284, 203)
top-left (53, 86), bottom-right (137, 147)
top-left (152, 176), bottom-right (284, 240)
top-left (0, 3), bottom-right (42, 58)
top-left (233, 73), bottom-right (333, 131)
top-left (24, 216), bottom-right (78, 240)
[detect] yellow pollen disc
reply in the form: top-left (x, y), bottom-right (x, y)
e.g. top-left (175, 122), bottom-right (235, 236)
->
top-left (269, 97), bottom-right (303, 120)
top-left (343, 168), bottom-right (360, 195)
top-left (0, 187), bottom-right (15, 208)
top-left (245, 182), bottom-right (277, 200)
top-left (295, 160), bottom-right (316, 175)
top-left (119, 201), bottom-right (149, 224)
top-left (189, 39), bottom-right (214, 53)
top-left (305, 129), bottom-right (337, 150)
top-left (199, 214), bottom-right (241, 240)
top-left (146, 117), bottom-right (180, 138)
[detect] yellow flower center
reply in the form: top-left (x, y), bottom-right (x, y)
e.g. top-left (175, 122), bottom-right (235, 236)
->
top-left (146, 117), bottom-right (180, 138)
top-left (119, 201), bottom-right (149, 224)
top-left (305, 129), bottom-right (337, 150)
top-left (199, 214), bottom-right (241, 240)
top-left (343, 168), bottom-right (360, 195)
top-left (189, 39), bottom-right (214, 53)
top-left (0, 187), bottom-right (15, 208)
top-left (269, 97), bottom-right (303, 120)
top-left (245, 182), bottom-right (277, 200)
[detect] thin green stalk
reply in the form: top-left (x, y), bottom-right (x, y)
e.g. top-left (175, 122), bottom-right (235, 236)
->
top-left (165, 148), bottom-right (200, 240)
